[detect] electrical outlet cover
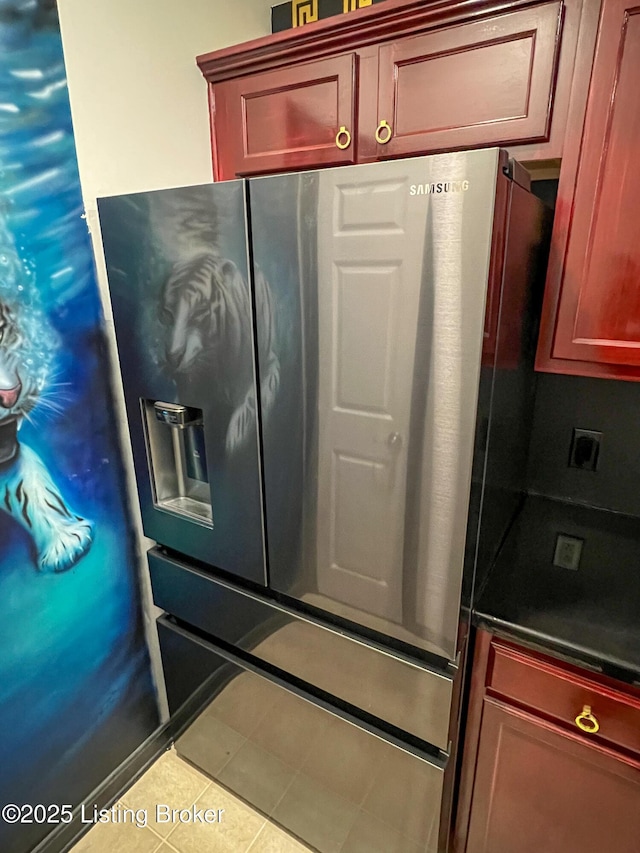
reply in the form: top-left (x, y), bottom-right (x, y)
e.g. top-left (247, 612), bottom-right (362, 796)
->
top-left (553, 534), bottom-right (584, 571)
top-left (569, 428), bottom-right (602, 471)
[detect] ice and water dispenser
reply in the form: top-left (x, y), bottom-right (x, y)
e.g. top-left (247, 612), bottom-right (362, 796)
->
top-left (142, 401), bottom-right (212, 526)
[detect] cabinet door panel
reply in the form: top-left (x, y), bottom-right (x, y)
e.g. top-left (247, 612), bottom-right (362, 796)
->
top-left (466, 698), bottom-right (640, 853)
top-left (212, 54), bottom-right (357, 179)
top-left (374, 3), bottom-right (562, 158)
top-left (537, 0), bottom-right (640, 377)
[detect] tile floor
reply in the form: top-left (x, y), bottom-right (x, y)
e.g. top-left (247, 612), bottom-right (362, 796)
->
top-left (70, 749), bottom-right (310, 853)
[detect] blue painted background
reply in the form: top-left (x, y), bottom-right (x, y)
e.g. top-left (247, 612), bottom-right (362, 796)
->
top-left (0, 3), bottom-right (158, 851)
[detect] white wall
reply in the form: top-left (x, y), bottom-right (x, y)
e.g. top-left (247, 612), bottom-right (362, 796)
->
top-left (57, 0), bottom-right (274, 721)
top-left (58, 0), bottom-right (273, 199)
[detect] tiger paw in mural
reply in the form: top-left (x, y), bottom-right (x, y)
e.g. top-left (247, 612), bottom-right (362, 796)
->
top-left (38, 516), bottom-right (94, 574)
top-left (2, 443), bottom-right (93, 573)
top-left (0, 231), bottom-right (94, 574)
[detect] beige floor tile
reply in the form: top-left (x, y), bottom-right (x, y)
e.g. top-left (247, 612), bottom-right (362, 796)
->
top-left (122, 751), bottom-right (210, 837)
top-left (300, 716), bottom-right (389, 806)
top-left (176, 712), bottom-right (246, 779)
top-left (166, 782), bottom-right (265, 853)
top-left (217, 739), bottom-right (297, 816)
top-left (249, 690), bottom-right (330, 770)
top-left (272, 774), bottom-right (358, 853)
top-left (70, 820), bottom-right (161, 853)
top-left (248, 822), bottom-right (312, 852)
top-left (207, 671), bottom-right (281, 738)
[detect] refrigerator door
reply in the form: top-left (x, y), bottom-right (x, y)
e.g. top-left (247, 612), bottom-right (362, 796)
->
top-left (250, 150), bottom-right (500, 659)
top-left (99, 182), bottom-right (266, 585)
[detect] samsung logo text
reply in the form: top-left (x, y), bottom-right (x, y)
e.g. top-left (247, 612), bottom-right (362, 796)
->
top-left (409, 180), bottom-right (470, 196)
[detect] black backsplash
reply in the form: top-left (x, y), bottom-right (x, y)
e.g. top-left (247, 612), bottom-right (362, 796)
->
top-left (527, 372), bottom-right (640, 517)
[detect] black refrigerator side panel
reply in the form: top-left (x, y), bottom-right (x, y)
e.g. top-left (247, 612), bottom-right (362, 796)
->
top-left (98, 183), bottom-right (266, 584)
top-left (442, 179), bottom-right (550, 853)
top-left (468, 180), bottom-right (551, 606)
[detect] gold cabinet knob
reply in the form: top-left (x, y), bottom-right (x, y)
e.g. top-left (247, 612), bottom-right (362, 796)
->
top-left (375, 119), bottom-right (393, 144)
top-left (335, 126), bottom-right (352, 150)
top-left (575, 705), bottom-right (600, 734)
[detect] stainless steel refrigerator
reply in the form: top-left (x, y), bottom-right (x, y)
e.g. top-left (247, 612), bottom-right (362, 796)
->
top-left (98, 148), bottom-right (548, 852)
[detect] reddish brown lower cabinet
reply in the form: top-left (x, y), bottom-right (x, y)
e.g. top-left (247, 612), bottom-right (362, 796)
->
top-left (467, 699), bottom-right (640, 853)
top-left (537, 0), bottom-right (640, 379)
top-left (455, 631), bottom-right (640, 853)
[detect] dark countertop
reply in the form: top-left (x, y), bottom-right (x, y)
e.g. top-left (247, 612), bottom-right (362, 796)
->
top-left (473, 495), bottom-right (640, 683)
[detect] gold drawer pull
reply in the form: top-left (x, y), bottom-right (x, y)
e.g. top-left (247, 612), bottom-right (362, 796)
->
top-left (375, 119), bottom-right (393, 144)
top-left (335, 126), bottom-right (352, 150)
top-left (575, 705), bottom-right (600, 734)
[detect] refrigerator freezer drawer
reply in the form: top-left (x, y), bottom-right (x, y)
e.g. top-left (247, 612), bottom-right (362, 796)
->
top-left (158, 616), bottom-right (444, 853)
top-left (149, 548), bottom-right (454, 751)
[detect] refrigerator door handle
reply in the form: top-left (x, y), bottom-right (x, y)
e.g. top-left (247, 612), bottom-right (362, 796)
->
top-left (387, 431), bottom-right (403, 450)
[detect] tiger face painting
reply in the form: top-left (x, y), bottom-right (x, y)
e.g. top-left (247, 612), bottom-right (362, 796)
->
top-left (0, 300), bottom-right (93, 572)
top-left (160, 252), bottom-right (280, 455)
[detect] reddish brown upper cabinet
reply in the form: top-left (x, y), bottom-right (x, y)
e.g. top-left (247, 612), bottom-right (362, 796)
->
top-left (198, 0), bottom-right (596, 181)
top-left (454, 632), bottom-right (640, 853)
top-left (210, 53), bottom-right (358, 179)
top-left (369, 3), bottom-right (563, 161)
top-left (537, 0), bottom-right (640, 380)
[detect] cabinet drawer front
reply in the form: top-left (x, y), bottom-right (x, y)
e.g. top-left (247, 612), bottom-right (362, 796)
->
top-left (212, 54), bottom-right (357, 179)
top-left (376, 2), bottom-right (562, 157)
top-left (488, 641), bottom-right (640, 755)
top-left (149, 548), bottom-right (453, 750)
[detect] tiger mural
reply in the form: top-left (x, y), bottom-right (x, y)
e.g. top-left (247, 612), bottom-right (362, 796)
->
top-left (160, 252), bottom-right (280, 454)
top-left (0, 299), bottom-right (93, 572)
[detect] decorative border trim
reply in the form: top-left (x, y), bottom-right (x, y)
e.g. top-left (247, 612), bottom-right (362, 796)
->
top-left (274, 0), bottom-right (378, 32)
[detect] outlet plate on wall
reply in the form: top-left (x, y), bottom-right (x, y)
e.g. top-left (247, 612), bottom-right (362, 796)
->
top-left (569, 428), bottom-right (602, 471)
top-left (553, 534), bottom-right (584, 570)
